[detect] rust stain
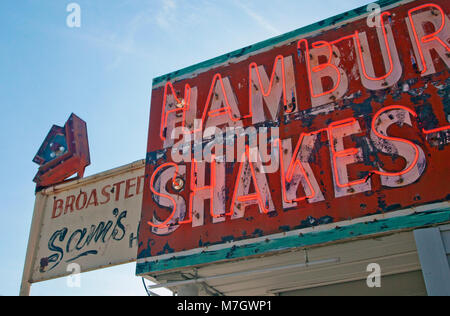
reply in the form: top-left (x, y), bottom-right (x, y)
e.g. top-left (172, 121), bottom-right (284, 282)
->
top-left (139, 0), bottom-right (450, 259)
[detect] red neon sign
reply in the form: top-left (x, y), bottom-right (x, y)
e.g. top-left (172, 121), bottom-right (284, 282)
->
top-left (140, 0), bottom-right (450, 260)
top-left (354, 12), bottom-right (395, 81)
top-left (148, 162), bottom-right (181, 228)
top-left (248, 55), bottom-right (288, 116)
top-left (408, 3), bottom-right (450, 75)
top-left (230, 145), bottom-right (272, 215)
top-left (159, 82), bottom-right (191, 141)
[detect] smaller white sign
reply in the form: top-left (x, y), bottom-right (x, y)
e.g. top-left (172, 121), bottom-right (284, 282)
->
top-left (28, 160), bottom-right (144, 283)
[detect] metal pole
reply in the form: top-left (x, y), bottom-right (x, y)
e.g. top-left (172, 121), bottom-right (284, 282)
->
top-left (19, 192), bottom-right (47, 296)
top-left (147, 257), bottom-right (340, 290)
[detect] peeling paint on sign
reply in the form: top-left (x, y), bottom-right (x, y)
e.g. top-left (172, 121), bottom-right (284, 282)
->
top-left (31, 161), bottom-right (144, 283)
top-left (138, 0), bottom-right (450, 273)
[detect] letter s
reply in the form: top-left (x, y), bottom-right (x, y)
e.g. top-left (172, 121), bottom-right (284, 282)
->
top-left (370, 106), bottom-right (426, 187)
top-left (112, 209), bottom-right (127, 241)
top-left (148, 163), bottom-right (186, 235)
top-left (47, 228), bottom-right (68, 270)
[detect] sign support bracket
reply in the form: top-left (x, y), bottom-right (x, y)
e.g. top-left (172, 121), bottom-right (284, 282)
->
top-left (20, 193), bottom-right (47, 296)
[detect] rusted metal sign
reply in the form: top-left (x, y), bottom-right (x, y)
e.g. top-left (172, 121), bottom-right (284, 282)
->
top-left (138, 0), bottom-right (450, 274)
top-left (33, 113), bottom-right (90, 188)
top-left (22, 160), bottom-right (144, 291)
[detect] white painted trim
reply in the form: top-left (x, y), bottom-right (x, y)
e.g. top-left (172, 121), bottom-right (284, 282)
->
top-left (20, 193), bottom-right (48, 295)
top-left (41, 159), bottom-right (145, 195)
top-left (147, 258), bottom-right (340, 290)
top-left (137, 201), bottom-right (450, 265)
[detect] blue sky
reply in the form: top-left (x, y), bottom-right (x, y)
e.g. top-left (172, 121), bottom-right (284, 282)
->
top-left (0, 0), bottom-right (373, 296)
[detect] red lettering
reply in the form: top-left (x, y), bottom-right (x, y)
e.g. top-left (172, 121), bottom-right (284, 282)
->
top-left (86, 189), bottom-right (99, 207)
top-left (125, 178), bottom-right (136, 199)
top-left (100, 185), bottom-right (111, 205)
top-left (75, 191), bottom-right (88, 210)
top-left (136, 176), bottom-right (145, 195)
top-left (64, 195), bottom-right (75, 214)
top-left (112, 181), bottom-right (125, 201)
top-left (52, 199), bottom-right (63, 219)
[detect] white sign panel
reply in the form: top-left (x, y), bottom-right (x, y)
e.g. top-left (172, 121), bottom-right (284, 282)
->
top-left (27, 160), bottom-right (144, 283)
